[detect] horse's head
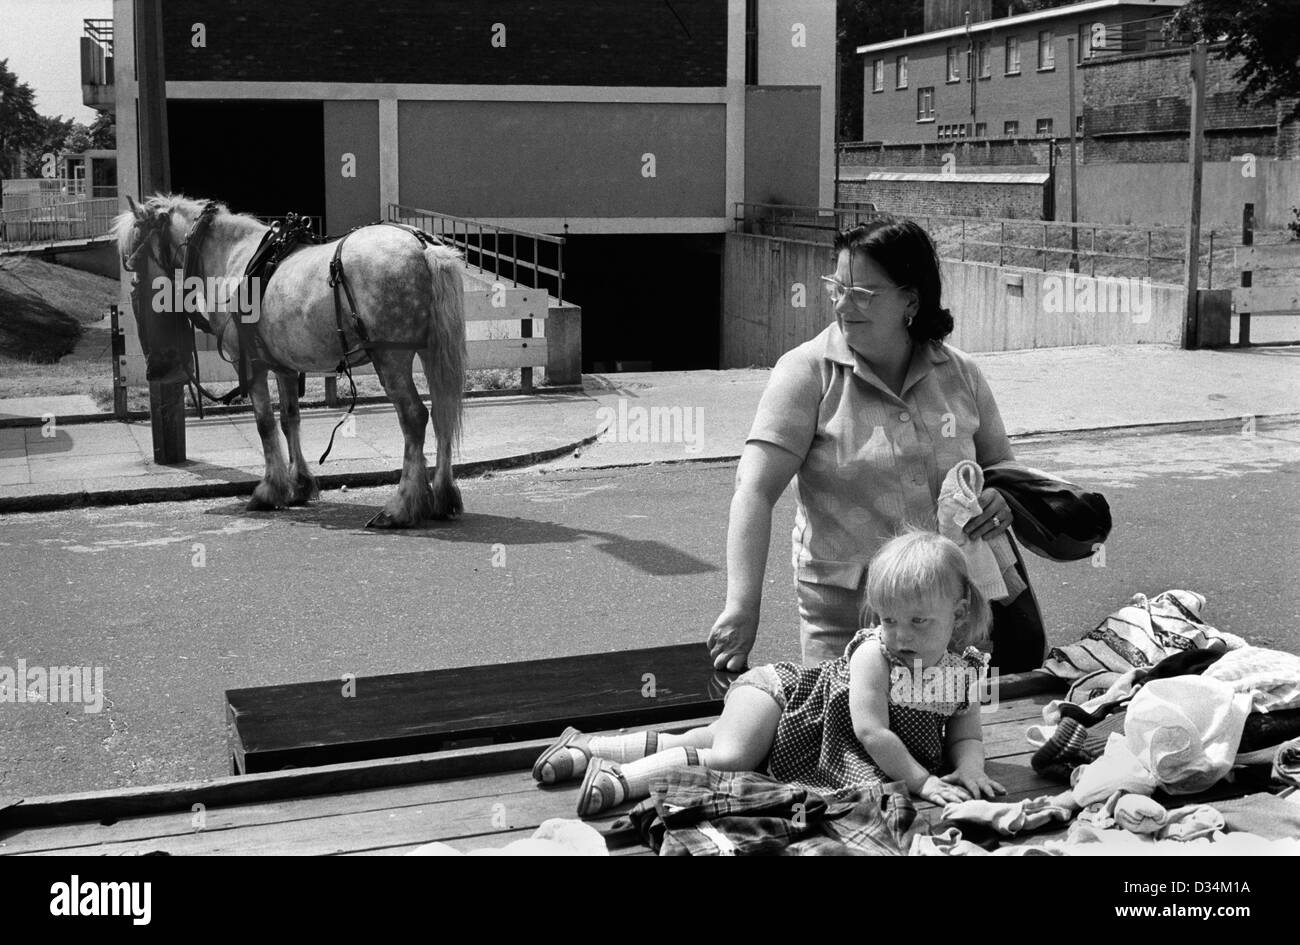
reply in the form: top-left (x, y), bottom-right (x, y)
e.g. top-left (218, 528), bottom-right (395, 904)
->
top-left (114, 194), bottom-right (212, 384)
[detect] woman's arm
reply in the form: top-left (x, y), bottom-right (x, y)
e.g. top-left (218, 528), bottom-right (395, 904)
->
top-left (707, 441), bottom-right (803, 671)
top-left (848, 644), bottom-right (968, 803)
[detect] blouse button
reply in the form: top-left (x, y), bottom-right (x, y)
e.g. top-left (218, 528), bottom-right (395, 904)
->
top-left (899, 411), bottom-right (910, 423)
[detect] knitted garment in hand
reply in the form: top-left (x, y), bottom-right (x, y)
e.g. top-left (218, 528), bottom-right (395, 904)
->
top-left (938, 460), bottom-right (1016, 601)
top-left (768, 628), bottom-right (988, 793)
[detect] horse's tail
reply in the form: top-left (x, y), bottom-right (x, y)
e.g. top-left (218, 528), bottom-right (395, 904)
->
top-left (421, 242), bottom-right (466, 518)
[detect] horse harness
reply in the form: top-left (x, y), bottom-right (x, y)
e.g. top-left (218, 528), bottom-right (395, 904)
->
top-left (126, 201), bottom-right (442, 460)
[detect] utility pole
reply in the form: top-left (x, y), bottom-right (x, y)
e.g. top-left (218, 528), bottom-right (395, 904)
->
top-left (1066, 36), bottom-right (1079, 271)
top-left (135, 0), bottom-right (185, 462)
top-left (1183, 42), bottom-right (1207, 349)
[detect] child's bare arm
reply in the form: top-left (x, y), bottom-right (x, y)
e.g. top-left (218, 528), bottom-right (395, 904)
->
top-left (848, 645), bottom-right (967, 803)
top-left (942, 705), bottom-right (1005, 798)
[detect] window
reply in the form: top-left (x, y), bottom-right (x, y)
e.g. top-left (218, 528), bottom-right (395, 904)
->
top-left (1004, 120), bottom-right (1019, 137)
top-left (975, 121), bottom-right (987, 137)
top-left (1038, 30), bottom-right (1055, 70)
top-left (957, 124), bottom-right (967, 138)
top-left (1005, 36), bottom-right (1021, 74)
top-left (1076, 114), bottom-right (1084, 135)
top-left (946, 46), bottom-right (961, 82)
top-left (896, 54), bottom-right (908, 89)
top-left (977, 40), bottom-right (991, 78)
top-left (1036, 117), bottom-right (1053, 136)
top-left (1080, 22), bottom-right (1105, 61)
top-left (938, 125), bottom-right (948, 140)
top-left (916, 86), bottom-right (934, 121)
top-left (872, 58), bottom-right (884, 92)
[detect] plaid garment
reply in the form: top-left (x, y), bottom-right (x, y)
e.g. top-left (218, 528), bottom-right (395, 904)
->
top-left (617, 767), bottom-right (917, 856)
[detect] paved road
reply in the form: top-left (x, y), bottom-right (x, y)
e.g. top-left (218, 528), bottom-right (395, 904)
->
top-left (1, 420), bottom-right (1297, 797)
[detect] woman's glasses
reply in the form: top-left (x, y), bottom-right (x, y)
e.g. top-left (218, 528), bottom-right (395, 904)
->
top-left (820, 275), bottom-right (898, 306)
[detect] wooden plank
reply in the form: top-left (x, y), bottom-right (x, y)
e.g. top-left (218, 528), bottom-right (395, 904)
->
top-left (226, 644), bottom-right (731, 774)
top-left (462, 285), bottom-right (547, 322)
top-left (0, 715), bottom-right (719, 832)
top-left (1232, 285), bottom-right (1300, 315)
top-left (1234, 245), bottom-right (1300, 271)
top-left (467, 337), bottom-right (548, 369)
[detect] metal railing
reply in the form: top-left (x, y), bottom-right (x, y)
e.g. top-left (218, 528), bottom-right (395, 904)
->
top-left (0, 197), bottom-right (119, 250)
top-left (388, 203), bottom-right (565, 301)
top-left (2, 178), bottom-right (117, 211)
top-left (1088, 14), bottom-right (1196, 59)
top-left (84, 19), bottom-right (113, 56)
top-left (733, 202), bottom-right (879, 241)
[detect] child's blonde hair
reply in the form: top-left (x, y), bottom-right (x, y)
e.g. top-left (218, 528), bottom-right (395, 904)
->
top-left (861, 528), bottom-right (992, 650)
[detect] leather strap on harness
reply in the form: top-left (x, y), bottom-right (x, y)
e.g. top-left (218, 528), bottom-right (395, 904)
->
top-left (317, 221), bottom-right (445, 464)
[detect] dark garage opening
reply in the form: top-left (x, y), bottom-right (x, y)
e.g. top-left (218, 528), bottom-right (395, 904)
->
top-left (167, 100), bottom-right (325, 223)
top-left (561, 234), bottom-right (723, 372)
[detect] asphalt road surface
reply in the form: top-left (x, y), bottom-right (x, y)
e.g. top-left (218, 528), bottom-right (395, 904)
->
top-left (1, 420), bottom-right (1297, 797)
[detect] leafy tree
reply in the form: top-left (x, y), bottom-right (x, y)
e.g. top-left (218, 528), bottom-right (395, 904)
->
top-left (1173, 0), bottom-right (1300, 119)
top-left (838, 0), bottom-right (923, 141)
top-left (23, 114), bottom-right (74, 177)
top-left (0, 58), bottom-right (42, 178)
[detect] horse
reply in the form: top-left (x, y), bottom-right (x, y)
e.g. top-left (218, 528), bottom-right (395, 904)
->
top-left (114, 194), bottom-right (467, 528)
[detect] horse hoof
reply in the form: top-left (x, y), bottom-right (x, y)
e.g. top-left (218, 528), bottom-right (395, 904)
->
top-left (246, 494), bottom-right (281, 511)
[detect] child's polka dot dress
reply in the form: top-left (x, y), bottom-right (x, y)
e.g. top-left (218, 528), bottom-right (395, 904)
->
top-left (767, 627), bottom-right (989, 792)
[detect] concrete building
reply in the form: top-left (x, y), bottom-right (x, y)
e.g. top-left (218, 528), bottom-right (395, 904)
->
top-left (89, 0), bottom-right (837, 373)
top-left (857, 0), bottom-right (1186, 146)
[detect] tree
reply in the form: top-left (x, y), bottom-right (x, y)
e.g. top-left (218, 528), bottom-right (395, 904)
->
top-left (23, 114), bottom-right (74, 177)
top-left (0, 58), bottom-right (43, 179)
top-left (1173, 0), bottom-right (1300, 119)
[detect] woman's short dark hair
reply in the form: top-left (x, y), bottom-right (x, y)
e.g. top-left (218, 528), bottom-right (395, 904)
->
top-left (833, 215), bottom-right (953, 344)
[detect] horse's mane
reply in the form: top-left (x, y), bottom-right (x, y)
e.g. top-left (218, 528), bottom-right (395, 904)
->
top-left (113, 193), bottom-right (266, 258)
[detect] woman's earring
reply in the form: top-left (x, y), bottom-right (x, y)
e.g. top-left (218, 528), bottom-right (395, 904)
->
top-left (906, 314), bottom-right (914, 327)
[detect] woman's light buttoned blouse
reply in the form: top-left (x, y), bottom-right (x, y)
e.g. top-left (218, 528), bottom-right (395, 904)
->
top-left (747, 325), bottom-right (1015, 590)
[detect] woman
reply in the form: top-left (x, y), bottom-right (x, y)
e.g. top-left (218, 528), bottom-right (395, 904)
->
top-left (707, 215), bottom-right (1046, 673)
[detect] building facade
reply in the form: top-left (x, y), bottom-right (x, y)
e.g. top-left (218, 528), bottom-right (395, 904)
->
top-left (857, 0), bottom-right (1186, 146)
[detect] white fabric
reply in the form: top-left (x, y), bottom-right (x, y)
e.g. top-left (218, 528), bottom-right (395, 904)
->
top-left (1123, 676), bottom-right (1251, 795)
top-left (1047, 828), bottom-right (1300, 856)
top-left (406, 818), bottom-right (609, 856)
top-left (1203, 646), bottom-right (1300, 713)
top-left (938, 461), bottom-right (1009, 601)
top-left (1070, 733), bottom-right (1159, 807)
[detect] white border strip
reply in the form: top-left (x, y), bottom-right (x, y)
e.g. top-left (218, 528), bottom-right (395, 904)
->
top-left (166, 82), bottom-right (729, 103)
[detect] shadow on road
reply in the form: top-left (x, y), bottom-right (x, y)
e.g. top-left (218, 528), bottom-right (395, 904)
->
top-left (202, 501), bottom-right (719, 577)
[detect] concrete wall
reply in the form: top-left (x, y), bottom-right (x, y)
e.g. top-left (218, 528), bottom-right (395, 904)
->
top-left (756, 0), bottom-right (837, 204)
top-left (744, 86), bottom-right (821, 207)
top-left (721, 232), bottom-right (1184, 367)
top-left (1055, 159), bottom-right (1300, 229)
top-left (323, 101), bottom-right (380, 234)
top-left (396, 101), bottom-right (727, 218)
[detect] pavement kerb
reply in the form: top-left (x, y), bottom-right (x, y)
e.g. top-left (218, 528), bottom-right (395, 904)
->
top-left (0, 384), bottom-right (585, 430)
top-left (0, 429), bottom-right (604, 515)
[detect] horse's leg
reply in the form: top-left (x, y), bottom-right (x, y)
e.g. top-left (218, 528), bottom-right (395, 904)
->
top-left (418, 350), bottom-right (463, 520)
top-left (246, 369), bottom-right (295, 511)
top-left (273, 370), bottom-right (319, 505)
top-left (366, 350), bottom-right (435, 528)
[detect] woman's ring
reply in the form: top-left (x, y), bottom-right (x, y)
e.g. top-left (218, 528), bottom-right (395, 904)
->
top-left (992, 516), bottom-right (1001, 528)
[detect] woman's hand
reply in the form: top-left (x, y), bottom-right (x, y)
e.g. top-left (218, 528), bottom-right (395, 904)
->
top-left (707, 606), bottom-right (759, 672)
top-left (917, 775), bottom-right (971, 805)
top-left (963, 487), bottom-right (1013, 541)
top-left (942, 767), bottom-right (1006, 800)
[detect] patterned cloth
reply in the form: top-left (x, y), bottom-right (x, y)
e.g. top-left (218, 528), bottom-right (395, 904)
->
top-left (747, 327), bottom-right (1015, 592)
top-left (766, 628), bottom-right (988, 792)
top-left (1042, 590), bottom-right (1247, 703)
top-left (615, 767), bottom-right (918, 856)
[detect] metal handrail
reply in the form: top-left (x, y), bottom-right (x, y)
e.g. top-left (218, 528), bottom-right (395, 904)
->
top-left (84, 18), bottom-right (113, 55)
top-left (0, 197), bottom-right (119, 250)
top-left (387, 203), bottom-right (566, 301)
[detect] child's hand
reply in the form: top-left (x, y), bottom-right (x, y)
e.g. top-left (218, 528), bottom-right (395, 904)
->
top-left (917, 775), bottom-right (971, 805)
top-left (942, 767), bottom-right (1006, 800)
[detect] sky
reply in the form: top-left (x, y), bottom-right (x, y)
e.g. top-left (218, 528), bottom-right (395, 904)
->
top-left (0, 0), bottom-right (114, 124)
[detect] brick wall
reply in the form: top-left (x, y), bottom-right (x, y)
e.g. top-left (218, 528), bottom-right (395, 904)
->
top-left (1082, 46), bottom-right (1299, 162)
top-left (840, 137), bottom-right (1059, 168)
top-left (838, 177), bottom-right (1044, 218)
top-left (161, 0), bottom-right (727, 85)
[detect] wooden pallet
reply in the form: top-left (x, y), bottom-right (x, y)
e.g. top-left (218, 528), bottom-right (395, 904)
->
top-left (1, 673), bottom-right (1093, 856)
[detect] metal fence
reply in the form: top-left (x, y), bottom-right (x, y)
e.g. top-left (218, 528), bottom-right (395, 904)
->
top-left (387, 203), bottom-right (565, 301)
top-left (0, 197), bottom-right (119, 250)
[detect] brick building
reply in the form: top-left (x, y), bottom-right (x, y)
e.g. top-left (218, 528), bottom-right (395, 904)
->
top-left (857, 0), bottom-right (1186, 145)
top-left (95, 0), bottom-right (837, 371)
